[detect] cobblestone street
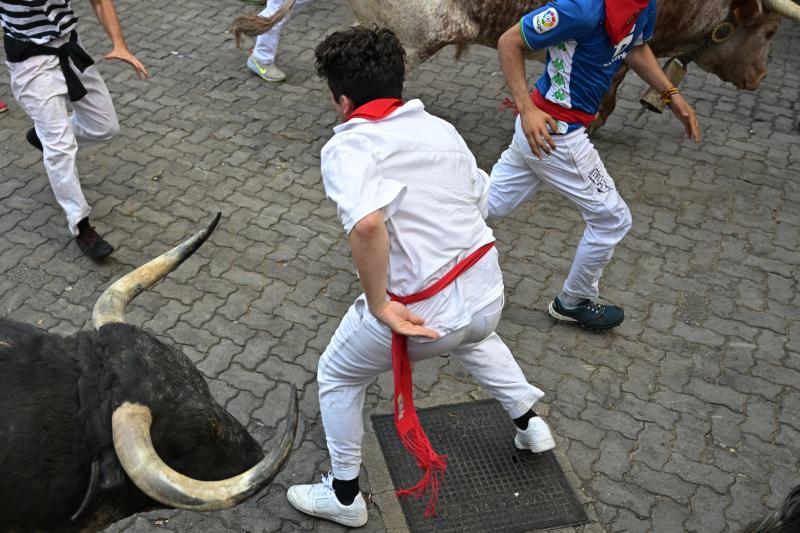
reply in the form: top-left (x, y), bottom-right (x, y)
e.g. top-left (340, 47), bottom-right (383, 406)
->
top-left (1, 1), bottom-right (799, 532)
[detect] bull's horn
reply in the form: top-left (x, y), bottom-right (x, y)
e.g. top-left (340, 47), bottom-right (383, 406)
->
top-left (231, 0), bottom-right (296, 50)
top-left (92, 213), bottom-right (221, 329)
top-left (111, 385), bottom-right (298, 511)
top-left (764, 0), bottom-right (800, 21)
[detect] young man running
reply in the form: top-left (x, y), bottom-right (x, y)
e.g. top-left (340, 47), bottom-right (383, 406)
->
top-left (1, 0), bottom-right (147, 260)
top-left (489, 0), bottom-right (701, 329)
top-left (285, 27), bottom-right (555, 527)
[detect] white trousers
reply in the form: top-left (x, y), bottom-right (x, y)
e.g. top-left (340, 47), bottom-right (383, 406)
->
top-left (252, 0), bottom-right (313, 65)
top-left (7, 35), bottom-right (119, 236)
top-left (488, 118), bottom-right (632, 301)
top-left (318, 293), bottom-right (544, 481)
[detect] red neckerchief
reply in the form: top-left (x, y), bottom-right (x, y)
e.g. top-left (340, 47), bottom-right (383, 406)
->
top-left (387, 241), bottom-right (495, 517)
top-left (604, 0), bottom-right (649, 45)
top-left (346, 98), bottom-right (404, 121)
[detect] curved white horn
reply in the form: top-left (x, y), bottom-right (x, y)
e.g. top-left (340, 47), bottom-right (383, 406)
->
top-left (764, 0), bottom-right (800, 22)
top-left (111, 385), bottom-right (298, 511)
top-left (93, 213), bottom-right (220, 329)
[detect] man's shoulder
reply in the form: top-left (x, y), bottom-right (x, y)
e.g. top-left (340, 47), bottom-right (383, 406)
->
top-left (321, 130), bottom-right (378, 165)
top-left (521, 0), bottom-right (604, 43)
top-left (528, 0), bottom-right (604, 22)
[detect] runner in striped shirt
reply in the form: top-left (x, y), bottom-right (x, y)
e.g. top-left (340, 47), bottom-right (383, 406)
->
top-left (0, 0), bottom-right (78, 44)
top-left (1, 0), bottom-right (147, 260)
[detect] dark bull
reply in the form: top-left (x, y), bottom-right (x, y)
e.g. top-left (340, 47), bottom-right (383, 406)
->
top-left (0, 214), bottom-right (298, 532)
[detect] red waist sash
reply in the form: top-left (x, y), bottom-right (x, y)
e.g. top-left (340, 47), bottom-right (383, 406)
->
top-left (387, 241), bottom-right (495, 516)
top-left (531, 89), bottom-right (596, 128)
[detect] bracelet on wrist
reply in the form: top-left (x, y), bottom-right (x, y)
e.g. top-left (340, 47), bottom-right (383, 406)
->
top-left (660, 87), bottom-right (681, 106)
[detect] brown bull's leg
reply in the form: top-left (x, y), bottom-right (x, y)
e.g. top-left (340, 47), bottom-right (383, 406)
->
top-left (589, 64), bottom-right (630, 135)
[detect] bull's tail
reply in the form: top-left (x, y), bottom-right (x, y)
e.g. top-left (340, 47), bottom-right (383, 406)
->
top-left (231, 0), bottom-right (296, 51)
top-left (453, 43), bottom-right (470, 62)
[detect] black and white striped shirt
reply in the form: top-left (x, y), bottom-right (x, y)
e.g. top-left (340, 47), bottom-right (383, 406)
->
top-left (0, 0), bottom-right (78, 44)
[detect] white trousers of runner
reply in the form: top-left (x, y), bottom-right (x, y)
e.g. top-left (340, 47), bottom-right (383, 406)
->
top-left (318, 293), bottom-right (544, 481)
top-left (7, 35), bottom-right (118, 236)
top-left (487, 117), bottom-right (631, 302)
top-left (252, 0), bottom-right (314, 65)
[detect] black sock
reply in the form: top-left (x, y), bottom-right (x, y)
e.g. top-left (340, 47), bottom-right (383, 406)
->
top-left (513, 410), bottom-right (537, 430)
top-left (333, 476), bottom-right (360, 506)
top-left (76, 218), bottom-right (90, 236)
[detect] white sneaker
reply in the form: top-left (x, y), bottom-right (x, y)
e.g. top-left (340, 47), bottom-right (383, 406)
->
top-left (246, 55), bottom-right (286, 82)
top-left (286, 472), bottom-right (368, 528)
top-left (514, 416), bottom-right (556, 453)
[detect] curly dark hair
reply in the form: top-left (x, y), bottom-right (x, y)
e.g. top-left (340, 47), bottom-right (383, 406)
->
top-left (315, 26), bottom-right (406, 109)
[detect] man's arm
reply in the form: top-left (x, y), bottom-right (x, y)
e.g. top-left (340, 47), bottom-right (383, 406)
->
top-left (349, 211), bottom-right (438, 338)
top-left (88, 0), bottom-right (149, 78)
top-left (625, 44), bottom-right (700, 142)
top-left (497, 25), bottom-right (558, 158)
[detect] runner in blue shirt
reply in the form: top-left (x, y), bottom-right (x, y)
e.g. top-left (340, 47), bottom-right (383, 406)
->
top-left (488, 0), bottom-right (700, 330)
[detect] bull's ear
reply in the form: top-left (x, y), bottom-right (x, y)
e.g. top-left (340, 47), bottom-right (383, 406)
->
top-left (732, 0), bottom-right (765, 23)
top-left (98, 448), bottom-right (126, 490)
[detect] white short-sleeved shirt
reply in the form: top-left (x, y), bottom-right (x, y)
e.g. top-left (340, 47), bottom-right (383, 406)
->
top-left (321, 99), bottom-right (504, 335)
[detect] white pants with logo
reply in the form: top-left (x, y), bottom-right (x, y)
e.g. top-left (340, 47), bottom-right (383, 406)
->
top-left (488, 118), bottom-right (632, 302)
top-left (318, 293), bottom-right (544, 481)
top-left (8, 35), bottom-right (119, 236)
top-left (252, 0), bottom-right (313, 65)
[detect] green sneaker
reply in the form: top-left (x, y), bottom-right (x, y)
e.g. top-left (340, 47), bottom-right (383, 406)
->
top-left (247, 56), bottom-right (286, 82)
top-left (548, 296), bottom-right (624, 330)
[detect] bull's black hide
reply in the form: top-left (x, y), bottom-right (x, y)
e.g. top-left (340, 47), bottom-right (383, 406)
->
top-left (0, 319), bottom-right (263, 532)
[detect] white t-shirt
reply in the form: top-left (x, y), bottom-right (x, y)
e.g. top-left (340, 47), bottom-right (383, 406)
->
top-left (321, 99), bottom-right (504, 335)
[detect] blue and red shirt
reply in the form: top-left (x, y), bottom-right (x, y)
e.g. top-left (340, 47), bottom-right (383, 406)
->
top-left (520, 0), bottom-right (656, 132)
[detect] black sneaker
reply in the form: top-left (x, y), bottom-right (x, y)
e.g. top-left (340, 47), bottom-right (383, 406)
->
top-left (76, 219), bottom-right (114, 260)
top-left (26, 127), bottom-right (43, 152)
top-left (548, 296), bottom-right (624, 330)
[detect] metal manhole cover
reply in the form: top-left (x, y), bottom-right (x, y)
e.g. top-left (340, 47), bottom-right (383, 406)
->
top-left (372, 399), bottom-right (588, 533)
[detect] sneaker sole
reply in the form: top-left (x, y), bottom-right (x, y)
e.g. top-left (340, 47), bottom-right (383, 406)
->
top-left (547, 302), bottom-right (623, 331)
top-left (514, 434), bottom-right (556, 453)
top-left (548, 302), bottom-right (578, 323)
top-left (286, 493), bottom-right (367, 528)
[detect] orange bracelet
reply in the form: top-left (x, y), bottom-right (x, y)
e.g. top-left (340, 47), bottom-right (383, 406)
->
top-left (660, 87), bottom-right (681, 106)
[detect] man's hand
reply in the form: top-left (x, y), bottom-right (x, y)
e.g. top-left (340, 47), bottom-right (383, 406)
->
top-left (373, 301), bottom-right (439, 339)
top-left (668, 93), bottom-right (701, 143)
top-left (520, 107), bottom-right (558, 159)
top-left (104, 47), bottom-right (149, 79)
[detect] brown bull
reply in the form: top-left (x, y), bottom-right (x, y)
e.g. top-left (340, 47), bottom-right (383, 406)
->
top-left (348, 0), bottom-right (800, 128)
top-left (233, 0), bottom-right (800, 128)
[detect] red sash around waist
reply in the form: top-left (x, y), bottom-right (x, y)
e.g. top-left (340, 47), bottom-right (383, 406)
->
top-left (387, 241), bottom-right (495, 516)
top-left (531, 89), bottom-right (596, 128)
